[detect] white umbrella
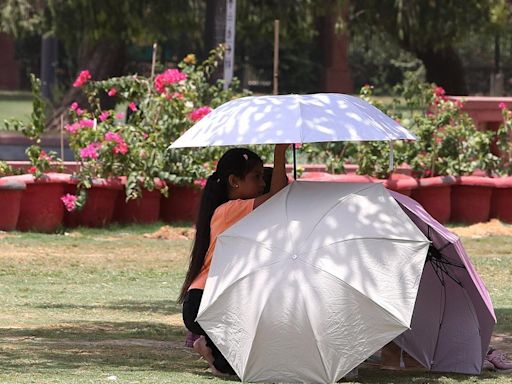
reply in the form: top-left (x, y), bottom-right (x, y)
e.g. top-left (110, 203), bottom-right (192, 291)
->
top-left (171, 93), bottom-right (415, 147)
top-left (197, 181), bottom-right (430, 383)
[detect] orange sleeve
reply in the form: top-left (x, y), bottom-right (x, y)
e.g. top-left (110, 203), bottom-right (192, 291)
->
top-left (220, 198), bottom-right (255, 230)
top-left (188, 198), bottom-right (254, 291)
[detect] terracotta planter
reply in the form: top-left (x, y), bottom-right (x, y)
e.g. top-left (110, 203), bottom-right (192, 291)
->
top-left (160, 184), bottom-right (202, 223)
top-left (329, 174), bottom-right (376, 183)
top-left (298, 172), bottom-right (335, 181)
top-left (64, 178), bottom-right (123, 228)
top-left (0, 178), bottom-right (26, 231)
top-left (2, 173), bottom-right (68, 232)
top-left (450, 176), bottom-right (495, 224)
top-left (383, 174), bottom-right (417, 197)
top-left (410, 176), bottom-right (456, 224)
top-left (490, 176), bottom-right (512, 223)
top-left (114, 188), bottom-right (162, 224)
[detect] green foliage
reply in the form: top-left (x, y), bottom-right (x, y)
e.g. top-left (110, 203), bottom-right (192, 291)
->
top-left (0, 0), bottom-right (43, 37)
top-left (497, 105), bottom-right (512, 175)
top-left (3, 74), bottom-right (61, 179)
top-left (352, 80), bottom-right (500, 178)
top-left (0, 161), bottom-right (23, 177)
top-left (67, 47), bottom-right (252, 204)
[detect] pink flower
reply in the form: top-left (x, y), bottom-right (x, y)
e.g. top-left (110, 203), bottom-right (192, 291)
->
top-left (76, 108), bottom-right (84, 116)
top-left (73, 70), bottom-right (91, 87)
top-left (154, 69), bottom-right (187, 93)
top-left (188, 106), bottom-right (212, 122)
top-left (79, 143), bottom-right (101, 160)
top-left (65, 122), bottom-right (81, 134)
top-left (128, 102), bottom-right (137, 112)
top-left (434, 86), bottom-right (446, 97)
top-left (104, 132), bottom-right (128, 155)
top-left (105, 132), bottom-right (122, 143)
top-left (79, 119), bottom-right (94, 128)
top-left (115, 112), bottom-right (125, 120)
top-left (108, 87), bottom-right (117, 97)
top-left (455, 100), bottom-right (464, 109)
top-left (38, 150), bottom-right (49, 160)
top-left (99, 111), bottom-right (110, 122)
top-left (194, 178), bottom-right (207, 189)
top-left (166, 92), bottom-right (184, 100)
top-left (499, 102), bottom-right (507, 110)
top-left (61, 194), bottom-right (78, 212)
top-left (28, 166), bottom-right (37, 174)
top-left (70, 102), bottom-right (79, 110)
top-left (143, 133), bottom-right (149, 139)
top-left (113, 142), bottom-right (128, 155)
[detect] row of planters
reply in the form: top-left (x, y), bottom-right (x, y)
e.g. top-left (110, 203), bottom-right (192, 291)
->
top-left (3, 49), bottom-right (512, 232)
top-left (0, 172), bottom-right (201, 232)
top-left (1, 170), bottom-right (510, 232)
top-left (300, 172), bottom-right (512, 225)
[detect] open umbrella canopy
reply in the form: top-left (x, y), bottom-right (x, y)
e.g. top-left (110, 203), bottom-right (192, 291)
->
top-left (390, 191), bottom-right (496, 374)
top-left (197, 181), bottom-right (430, 383)
top-left (170, 93), bottom-right (416, 148)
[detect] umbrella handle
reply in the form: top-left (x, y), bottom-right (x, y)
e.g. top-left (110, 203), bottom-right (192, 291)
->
top-left (293, 144), bottom-right (297, 180)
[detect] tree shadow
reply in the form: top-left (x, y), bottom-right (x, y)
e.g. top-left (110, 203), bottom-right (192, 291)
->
top-left (31, 299), bottom-right (182, 316)
top-left (495, 308), bottom-right (512, 334)
top-left (0, 321), bottom-right (213, 378)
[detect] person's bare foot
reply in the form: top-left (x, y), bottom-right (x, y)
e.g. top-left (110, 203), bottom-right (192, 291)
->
top-left (193, 336), bottom-right (215, 368)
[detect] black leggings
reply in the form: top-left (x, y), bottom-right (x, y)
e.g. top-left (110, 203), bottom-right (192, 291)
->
top-left (182, 289), bottom-right (235, 375)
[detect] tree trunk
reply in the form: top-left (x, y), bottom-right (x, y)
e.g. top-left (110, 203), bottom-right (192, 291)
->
top-left (315, 0), bottom-right (353, 93)
top-left (204, 0), bottom-right (226, 82)
top-left (46, 40), bottom-right (125, 132)
top-left (415, 46), bottom-right (467, 95)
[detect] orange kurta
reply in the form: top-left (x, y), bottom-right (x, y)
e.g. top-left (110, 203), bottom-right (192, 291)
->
top-left (189, 198), bottom-right (254, 290)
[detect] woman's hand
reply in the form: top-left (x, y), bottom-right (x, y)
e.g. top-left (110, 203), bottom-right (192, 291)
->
top-left (254, 144), bottom-right (289, 208)
top-left (275, 143), bottom-right (290, 154)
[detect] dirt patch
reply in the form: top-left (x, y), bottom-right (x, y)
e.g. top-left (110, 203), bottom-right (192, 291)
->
top-left (491, 333), bottom-right (512, 357)
top-left (144, 226), bottom-right (195, 240)
top-left (3, 336), bottom-right (185, 349)
top-left (451, 219), bottom-right (512, 238)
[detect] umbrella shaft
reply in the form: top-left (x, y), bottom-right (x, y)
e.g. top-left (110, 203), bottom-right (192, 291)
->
top-left (293, 144), bottom-right (297, 180)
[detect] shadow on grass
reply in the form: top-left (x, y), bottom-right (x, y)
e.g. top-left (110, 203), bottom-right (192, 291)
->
top-left (0, 320), bottom-right (185, 341)
top-left (0, 321), bottom-right (216, 378)
top-left (31, 299), bottom-right (182, 316)
top-left (0, 321), bottom-right (508, 383)
top-left (352, 367), bottom-right (506, 383)
top-left (495, 307), bottom-right (512, 333)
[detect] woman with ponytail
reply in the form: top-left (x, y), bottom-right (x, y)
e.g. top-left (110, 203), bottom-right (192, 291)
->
top-left (179, 144), bottom-right (289, 376)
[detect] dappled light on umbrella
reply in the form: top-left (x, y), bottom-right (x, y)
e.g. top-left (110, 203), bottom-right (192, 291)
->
top-left (197, 182), bottom-right (430, 383)
top-left (169, 93), bottom-right (416, 148)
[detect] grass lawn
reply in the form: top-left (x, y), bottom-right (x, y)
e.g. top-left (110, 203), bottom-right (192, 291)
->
top-left (0, 224), bottom-right (510, 383)
top-left (0, 95), bottom-right (32, 128)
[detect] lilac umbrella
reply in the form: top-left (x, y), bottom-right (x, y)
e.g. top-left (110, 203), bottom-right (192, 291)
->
top-left (390, 191), bottom-right (496, 374)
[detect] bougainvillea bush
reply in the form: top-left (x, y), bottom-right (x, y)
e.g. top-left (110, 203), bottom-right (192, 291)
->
top-left (66, 47), bottom-right (249, 207)
top-left (304, 78), bottom-right (500, 179)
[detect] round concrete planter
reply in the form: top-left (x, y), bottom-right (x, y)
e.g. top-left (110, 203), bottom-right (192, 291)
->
top-left (410, 176), bottom-right (456, 224)
top-left (450, 176), bottom-right (495, 224)
top-left (0, 178), bottom-right (26, 231)
top-left (490, 176), bottom-right (512, 223)
top-left (1, 173), bottom-right (68, 232)
top-left (160, 184), bottom-right (202, 223)
top-left (64, 178), bottom-right (123, 228)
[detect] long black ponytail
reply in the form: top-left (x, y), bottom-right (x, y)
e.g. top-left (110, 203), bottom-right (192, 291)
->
top-left (177, 148), bottom-right (262, 302)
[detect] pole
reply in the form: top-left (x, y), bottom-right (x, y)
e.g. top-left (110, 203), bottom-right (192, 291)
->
top-left (151, 42), bottom-right (157, 79)
top-left (60, 115), bottom-right (64, 161)
top-left (273, 20), bottom-right (279, 96)
top-left (224, 0), bottom-right (236, 90)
